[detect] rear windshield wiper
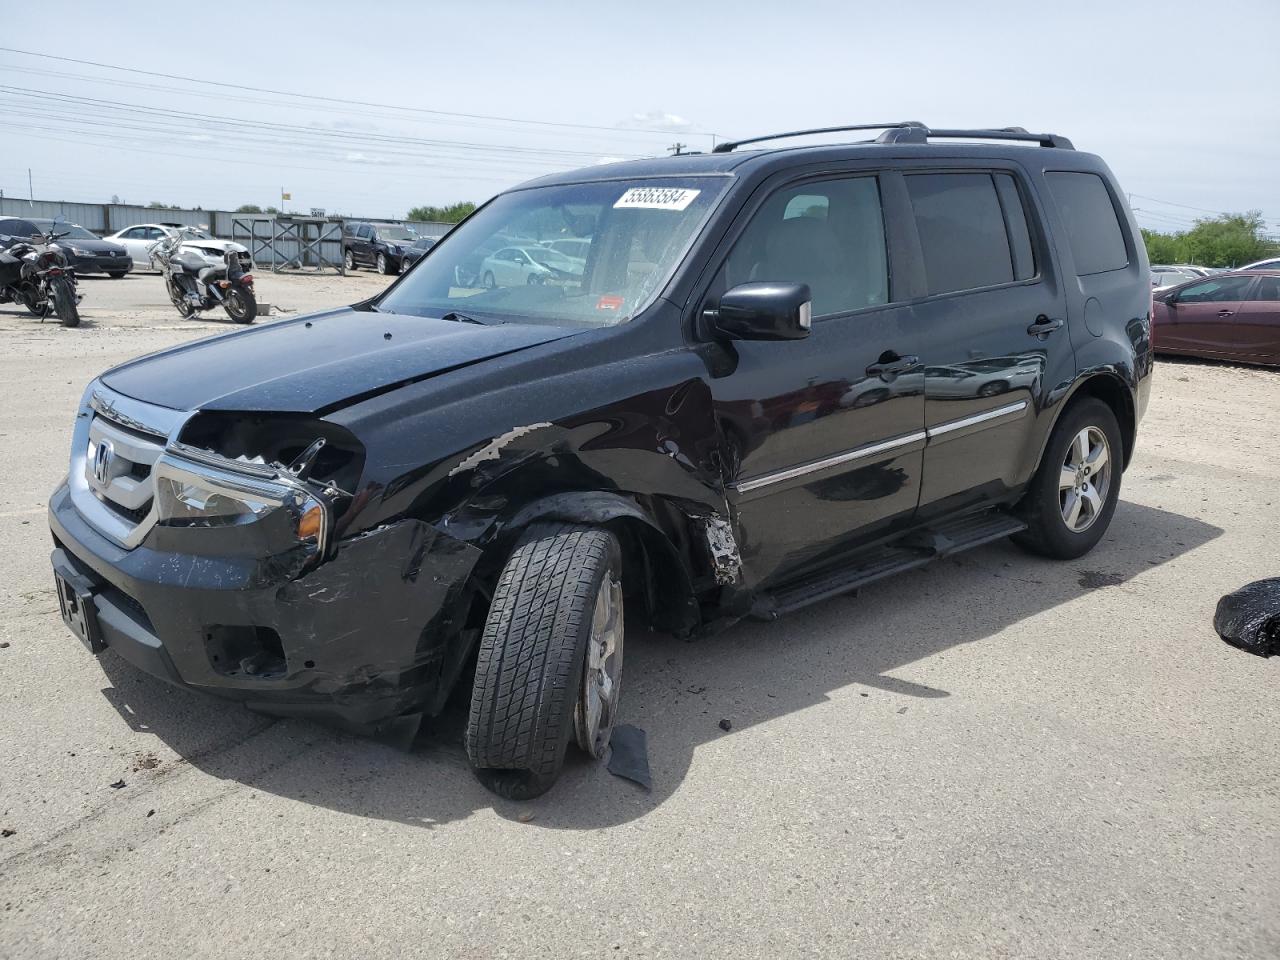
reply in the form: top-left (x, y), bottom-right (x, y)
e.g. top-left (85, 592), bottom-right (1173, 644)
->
top-left (440, 311), bottom-right (486, 325)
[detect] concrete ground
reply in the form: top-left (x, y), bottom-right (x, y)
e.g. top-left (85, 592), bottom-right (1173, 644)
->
top-left (1, 273), bottom-right (1277, 959)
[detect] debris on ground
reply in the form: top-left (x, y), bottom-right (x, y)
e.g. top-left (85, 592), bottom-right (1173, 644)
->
top-left (718, 718), bottom-right (732, 732)
top-left (146, 810), bottom-right (155, 818)
top-left (131, 753), bottom-right (159, 772)
top-left (0, 642), bottom-right (10, 648)
top-left (687, 684), bottom-right (706, 694)
top-left (606, 724), bottom-right (652, 791)
top-left (109, 780), bottom-right (126, 789)
top-left (2, 828), bottom-right (15, 838)
top-left (1214, 578), bottom-right (1280, 657)
top-left (517, 811), bottom-right (535, 823)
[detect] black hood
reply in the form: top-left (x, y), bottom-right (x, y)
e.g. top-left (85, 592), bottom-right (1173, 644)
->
top-left (101, 308), bottom-right (576, 414)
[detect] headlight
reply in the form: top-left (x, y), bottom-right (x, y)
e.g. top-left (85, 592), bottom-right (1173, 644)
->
top-left (152, 451), bottom-right (331, 562)
top-left (70, 246), bottom-right (90, 256)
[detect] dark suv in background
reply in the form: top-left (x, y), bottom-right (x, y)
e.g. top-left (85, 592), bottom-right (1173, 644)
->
top-left (342, 221), bottom-right (421, 274)
top-left (49, 122), bottom-right (1152, 800)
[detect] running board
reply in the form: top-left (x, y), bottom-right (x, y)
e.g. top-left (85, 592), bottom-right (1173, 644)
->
top-left (752, 510), bottom-right (1027, 620)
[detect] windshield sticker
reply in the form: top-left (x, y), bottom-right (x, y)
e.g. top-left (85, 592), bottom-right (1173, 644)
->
top-left (596, 295), bottom-right (625, 311)
top-left (613, 187), bottom-right (701, 211)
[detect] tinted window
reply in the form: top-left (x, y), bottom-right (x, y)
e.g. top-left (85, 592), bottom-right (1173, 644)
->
top-left (1, 219), bottom-right (39, 237)
top-left (1177, 277), bottom-right (1254, 303)
top-left (1045, 172), bottom-right (1128, 275)
top-left (993, 173), bottom-right (1035, 281)
top-left (722, 176), bottom-right (888, 316)
top-left (906, 173), bottom-right (1015, 295)
top-left (1255, 277), bottom-right (1280, 301)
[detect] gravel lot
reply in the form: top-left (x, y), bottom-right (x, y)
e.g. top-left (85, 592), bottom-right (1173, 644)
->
top-left (1, 272), bottom-right (1277, 959)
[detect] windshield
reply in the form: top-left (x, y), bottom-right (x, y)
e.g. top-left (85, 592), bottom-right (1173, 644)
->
top-left (377, 226), bottom-right (418, 242)
top-left (377, 177), bottom-right (727, 327)
top-left (33, 220), bottom-right (97, 240)
top-left (176, 227), bottom-right (213, 239)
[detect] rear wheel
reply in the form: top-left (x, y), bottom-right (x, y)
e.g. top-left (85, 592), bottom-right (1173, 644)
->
top-left (481, 271), bottom-right (496, 289)
top-left (466, 523), bottom-right (624, 800)
top-left (20, 284), bottom-right (49, 318)
top-left (344, 249), bottom-right (356, 271)
top-left (224, 286), bottom-right (257, 324)
top-left (1013, 397), bottom-right (1122, 559)
top-left (377, 252), bottom-right (393, 275)
top-left (49, 276), bottom-right (79, 327)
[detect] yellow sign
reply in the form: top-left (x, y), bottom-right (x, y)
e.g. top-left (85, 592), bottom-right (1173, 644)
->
top-left (281, 192), bottom-right (292, 200)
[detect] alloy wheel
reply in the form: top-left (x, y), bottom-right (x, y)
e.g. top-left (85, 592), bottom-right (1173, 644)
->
top-left (1059, 425), bottom-right (1111, 533)
top-left (574, 575), bottom-right (624, 758)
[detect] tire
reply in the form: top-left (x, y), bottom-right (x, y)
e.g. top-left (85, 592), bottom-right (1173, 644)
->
top-left (224, 286), bottom-right (257, 324)
top-left (50, 276), bottom-right (79, 327)
top-left (466, 523), bottom-right (624, 800)
top-left (376, 253), bottom-right (392, 275)
top-left (344, 249), bottom-right (356, 271)
top-left (481, 271), bottom-right (496, 289)
top-left (1013, 397), bottom-right (1122, 560)
top-left (167, 278), bottom-right (196, 319)
top-left (20, 285), bottom-right (49, 318)
top-left (108, 271), bottom-right (127, 280)
top-left (527, 273), bottom-right (542, 285)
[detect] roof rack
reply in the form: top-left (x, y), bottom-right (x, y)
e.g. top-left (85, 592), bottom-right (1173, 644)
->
top-left (711, 122), bottom-right (1074, 153)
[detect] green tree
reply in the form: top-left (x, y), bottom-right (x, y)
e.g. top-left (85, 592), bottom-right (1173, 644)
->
top-left (407, 201), bottom-right (476, 223)
top-left (1142, 212), bottom-right (1278, 268)
top-left (235, 203), bottom-right (264, 214)
top-left (145, 201), bottom-right (173, 209)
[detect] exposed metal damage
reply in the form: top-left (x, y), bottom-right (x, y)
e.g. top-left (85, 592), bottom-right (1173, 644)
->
top-left (700, 514), bottom-right (742, 585)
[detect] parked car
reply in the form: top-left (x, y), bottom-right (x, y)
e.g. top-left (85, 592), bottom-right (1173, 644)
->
top-left (0, 218), bottom-right (132, 278)
top-left (478, 245), bottom-right (584, 287)
top-left (104, 223), bottom-right (249, 271)
top-left (546, 237), bottom-right (592, 261)
top-left (342, 222), bottom-right (420, 274)
top-left (1240, 257), bottom-right (1280, 271)
top-left (1152, 270), bottom-right (1280, 366)
top-left (1151, 267), bottom-right (1201, 292)
top-left (399, 236), bottom-right (438, 269)
top-left (1150, 263), bottom-right (1216, 279)
top-left (48, 122), bottom-right (1151, 800)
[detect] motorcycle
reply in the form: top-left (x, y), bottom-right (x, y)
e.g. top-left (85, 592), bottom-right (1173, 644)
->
top-left (151, 229), bottom-right (257, 323)
top-left (0, 219), bottom-right (82, 327)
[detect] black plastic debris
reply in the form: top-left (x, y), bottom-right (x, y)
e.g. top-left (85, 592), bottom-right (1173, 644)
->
top-left (1, 828), bottom-right (15, 838)
top-left (718, 718), bottom-right (732, 732)
top-left (1215, 578), bottom-right (1280, 657)
top-left (108, 779), bottom-right (126, 789)
top-left (606, 724), bottom-right (651, 791)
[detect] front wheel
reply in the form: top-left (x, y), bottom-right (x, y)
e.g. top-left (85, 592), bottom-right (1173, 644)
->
top-left (344, 249), bottom-right (356, 271)
top-left (466, 523), bottom-right (624, 800)
top-left (224, 286), bottom-right (257, 324)
top-left (1013, 397), bottom-right (1122, 560)
top-left (481, 271), bottom-right (496, 289)
top-left (167, 277), bottom-right (196, 318)
top-left (49, 276), bottom-right (80, 327)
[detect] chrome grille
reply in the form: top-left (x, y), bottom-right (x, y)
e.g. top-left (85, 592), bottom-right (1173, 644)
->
top-left (68, 382), bottom-right (188, 549)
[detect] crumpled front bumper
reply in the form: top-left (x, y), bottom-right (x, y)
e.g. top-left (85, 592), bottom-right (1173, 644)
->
top-left (48, 481), bottom-right (481, 733)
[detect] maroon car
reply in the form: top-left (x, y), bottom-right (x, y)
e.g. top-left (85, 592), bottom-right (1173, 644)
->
top-left (1152, 270), bottom-right (1280, 366)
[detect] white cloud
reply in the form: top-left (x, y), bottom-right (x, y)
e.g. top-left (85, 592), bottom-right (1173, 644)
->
top-left (619, 110), bottom-right (692, 132)
top-left (345, 152), bottom-right (386, 164)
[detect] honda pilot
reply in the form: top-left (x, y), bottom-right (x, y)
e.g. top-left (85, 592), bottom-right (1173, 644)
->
top-left (49, 122), bottom-right (1153, 799)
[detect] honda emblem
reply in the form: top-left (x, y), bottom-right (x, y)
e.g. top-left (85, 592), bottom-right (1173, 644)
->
top-left (92, 439), bottom-right (115, 487)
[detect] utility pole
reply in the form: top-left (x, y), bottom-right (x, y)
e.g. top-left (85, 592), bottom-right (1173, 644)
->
top-left (668, 142), bottom-right (687, 156)
top-left (28, 168), bottom-right (33, 208)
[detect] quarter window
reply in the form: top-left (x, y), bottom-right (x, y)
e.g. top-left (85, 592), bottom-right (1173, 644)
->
top-left (1045, 171), bottom-right (1128, 275)
top-left (905, 173), bottom-right (1020, 296)
top-left (1255, 277), bottom-right (1280, 301)
top-left (721, 176), bottom-right (888, 317)
top-left (1176, 276), bottom-right (1254, 303)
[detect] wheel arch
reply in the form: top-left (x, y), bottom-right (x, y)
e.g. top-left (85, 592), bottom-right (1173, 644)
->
top-left (495, 490), bottom-right (703, 637)
top-left (1060, 371), bottom-right (1136, 469)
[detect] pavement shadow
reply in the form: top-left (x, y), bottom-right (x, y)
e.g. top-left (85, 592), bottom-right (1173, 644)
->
top-left (96, 499), bottom-right (1221, 830)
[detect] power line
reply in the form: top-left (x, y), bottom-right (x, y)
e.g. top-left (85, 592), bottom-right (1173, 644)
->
top-left (0, 46), bottom-right (717, 142)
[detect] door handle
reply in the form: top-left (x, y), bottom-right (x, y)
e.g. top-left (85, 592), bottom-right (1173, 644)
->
top-left (866, 351), bottom-right (920, 380)
top-left (1217, 309), bottom-right (1234, 317)
top-left (1027, 315), bottom-right (1063, 338)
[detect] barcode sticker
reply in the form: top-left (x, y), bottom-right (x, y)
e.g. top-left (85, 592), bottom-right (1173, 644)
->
top-left (613, 187), bottom-right (701, 211)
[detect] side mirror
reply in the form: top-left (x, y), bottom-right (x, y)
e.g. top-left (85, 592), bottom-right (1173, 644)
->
top-left (708, 282), bottom-right (812, 341)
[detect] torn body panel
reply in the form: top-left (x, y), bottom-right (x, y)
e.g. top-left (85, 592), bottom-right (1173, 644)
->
top-left (50, 478), bottom-right (481, 731)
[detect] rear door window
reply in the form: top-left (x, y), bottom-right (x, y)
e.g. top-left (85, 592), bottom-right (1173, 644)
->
top-left (905, 173), bottom-right (1018, 295)
top-left (1045, 172), bottom-right (1128, 275)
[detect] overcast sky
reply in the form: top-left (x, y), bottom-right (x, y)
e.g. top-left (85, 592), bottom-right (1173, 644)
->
top-left (2, 0), bottom-right (1276, 234)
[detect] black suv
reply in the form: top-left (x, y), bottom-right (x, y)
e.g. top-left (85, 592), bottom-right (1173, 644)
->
top-left (342, 221), bottom-right (420, 274)
top-left (49, 123), bottom-right (1152, 799)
